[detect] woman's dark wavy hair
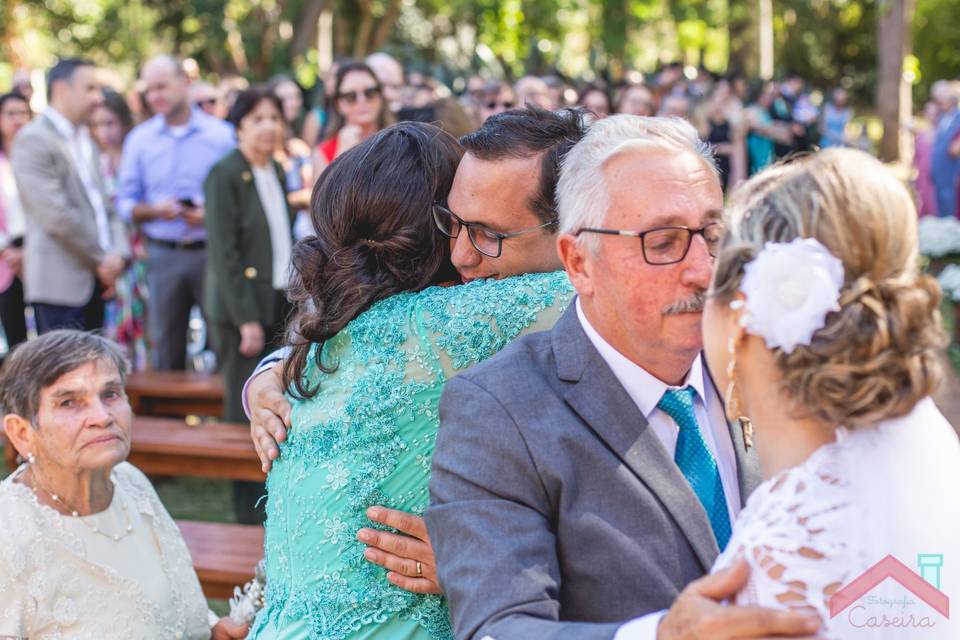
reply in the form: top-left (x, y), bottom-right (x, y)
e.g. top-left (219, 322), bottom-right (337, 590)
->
top-left (282, 121), bottom-right (463, 398)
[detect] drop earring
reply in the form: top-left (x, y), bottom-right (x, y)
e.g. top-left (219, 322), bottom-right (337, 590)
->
top-left (724, 336), bottom-right (754, 451)
top-left (27, 452), bottom-right (37, 465)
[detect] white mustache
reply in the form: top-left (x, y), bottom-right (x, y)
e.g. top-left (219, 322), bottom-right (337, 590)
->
top-left (663, 290), bottom-right (706, 315)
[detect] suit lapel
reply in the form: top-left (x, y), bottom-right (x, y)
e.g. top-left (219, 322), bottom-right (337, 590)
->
top-left (40, 114), bottom-right (98, 213)
top-left (553, 306), bottom-right (720, 572)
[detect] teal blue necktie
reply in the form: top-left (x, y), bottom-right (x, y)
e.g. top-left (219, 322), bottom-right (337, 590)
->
top-left (658, 386), bottom-right (732, 551)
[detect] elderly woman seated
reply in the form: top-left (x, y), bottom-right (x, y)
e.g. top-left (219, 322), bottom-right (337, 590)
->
top-left (0, 330), bottom-right (248, 639)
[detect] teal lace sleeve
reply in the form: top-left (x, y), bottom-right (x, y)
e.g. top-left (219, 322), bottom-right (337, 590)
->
top-left (414, 270), bottom-right (574, 376)
top-left (251, 271), bottom-right (573, 640)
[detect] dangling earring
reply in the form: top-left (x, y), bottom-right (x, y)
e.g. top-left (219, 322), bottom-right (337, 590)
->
top-left (724, 337), bottom-right (754, 450)
top-left (26, 452), bottom-right (37, 465)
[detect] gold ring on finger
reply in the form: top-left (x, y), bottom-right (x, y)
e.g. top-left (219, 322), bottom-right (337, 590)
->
top-left (416, 561), bottom-right (423, 577)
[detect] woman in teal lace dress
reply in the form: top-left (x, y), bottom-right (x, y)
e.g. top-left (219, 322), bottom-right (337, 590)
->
top-left (249, 122), bottom-right (573, 639)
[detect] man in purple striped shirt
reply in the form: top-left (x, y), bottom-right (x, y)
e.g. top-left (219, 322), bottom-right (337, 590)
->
top-left (116, 55), bottom-right (235, 370)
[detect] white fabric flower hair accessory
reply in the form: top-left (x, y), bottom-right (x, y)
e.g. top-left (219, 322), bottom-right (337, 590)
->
top-left (734, 237), bottom-right (845, 354)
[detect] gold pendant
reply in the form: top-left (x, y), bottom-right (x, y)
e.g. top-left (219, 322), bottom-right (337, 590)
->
top-left (739, 417), bottom-right (754, 451)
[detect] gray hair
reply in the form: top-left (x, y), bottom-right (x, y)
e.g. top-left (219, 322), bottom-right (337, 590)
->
top-left (0, 330), bottom-right (129, 423)
top-left (556, 115), bottom-right (716, 250)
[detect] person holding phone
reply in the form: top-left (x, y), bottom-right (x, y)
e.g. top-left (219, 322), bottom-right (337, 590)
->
top-left (116, 55), bottom-right (234, 370)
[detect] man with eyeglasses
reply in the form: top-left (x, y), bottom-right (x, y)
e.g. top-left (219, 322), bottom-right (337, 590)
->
top-left (242, 105), bottom-right (583, 571)
top-left (116, 55), bottom-right (234, 370)
top-left (242, 112), bottom-right (816, 639)
top-left (426, 116), bottom-right (819, 640)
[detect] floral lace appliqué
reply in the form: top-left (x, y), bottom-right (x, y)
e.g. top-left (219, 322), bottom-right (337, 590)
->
top-left (253, 271), bottom-right (573, 640)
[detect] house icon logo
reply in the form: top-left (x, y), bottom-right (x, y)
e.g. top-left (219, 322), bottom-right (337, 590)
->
top-left (830, 554), bottom-right (950, 621)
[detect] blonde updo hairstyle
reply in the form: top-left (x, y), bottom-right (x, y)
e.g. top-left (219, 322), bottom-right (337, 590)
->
top-left (711, 148), bottom-right (945, 428)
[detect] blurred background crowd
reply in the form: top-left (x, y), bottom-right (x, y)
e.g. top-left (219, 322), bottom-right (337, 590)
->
top-left (0, 0), bottom-right (959, 380)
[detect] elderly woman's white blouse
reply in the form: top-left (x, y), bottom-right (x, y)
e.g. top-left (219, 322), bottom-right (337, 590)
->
top-left (0, 462), bottom-right (212, 639)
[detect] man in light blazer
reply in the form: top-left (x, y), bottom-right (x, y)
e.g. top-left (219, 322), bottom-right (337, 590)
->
top-left (11, 58), bottom-right (128, 333)
top-left (426, 117), bottom-right (821, 640)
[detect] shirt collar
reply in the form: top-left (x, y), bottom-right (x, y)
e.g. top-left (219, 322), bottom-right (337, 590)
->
top-left (575, 297), bottom-right (707, 419)
top-left (44, 107), bottom-right (78, 140)
top-left (159, 108), bottom-right (201, 136)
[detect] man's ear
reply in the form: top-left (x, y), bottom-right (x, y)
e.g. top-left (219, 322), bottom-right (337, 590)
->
top-left (557, 233), bottom-right (594, 298)
top-left (3, 413), bottom-right (36, 462)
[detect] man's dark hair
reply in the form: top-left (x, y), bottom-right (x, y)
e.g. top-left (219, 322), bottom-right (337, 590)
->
top-left (227, 86), bottom-right (284, 129)
top-left (46, 58), bottom-right (95, 102)
top-left (458, 106), bottom-right (587, 226)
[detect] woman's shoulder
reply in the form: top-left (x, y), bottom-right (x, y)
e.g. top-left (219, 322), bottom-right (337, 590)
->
top-left (112, 461), bottom-right (153, 488)
top-left (418, 270), bottom-right (573, 307)
top-left (206, 148), bottom-right (245, 181)
top-left (0, 472), bottom-right (52, 543)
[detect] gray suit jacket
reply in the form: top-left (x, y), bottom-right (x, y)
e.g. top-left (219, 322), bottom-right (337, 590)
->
top-left (11, 113), bottom-right (129, 306)
top-left (426, 303), bottom-right (761, 640)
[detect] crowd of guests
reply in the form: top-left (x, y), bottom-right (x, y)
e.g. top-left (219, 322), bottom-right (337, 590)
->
top-left (0, 51), bottom-right (960, 639)
top-left (5, 52), bottom-right (954, 377)
top-left (913, 80), bottom-right (960, 218)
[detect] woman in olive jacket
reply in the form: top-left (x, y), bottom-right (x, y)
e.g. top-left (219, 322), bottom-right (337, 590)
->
top-left (203, 87), bottom-right (294, 524)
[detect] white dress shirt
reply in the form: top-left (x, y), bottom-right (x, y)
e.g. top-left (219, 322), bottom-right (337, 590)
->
top-left (251, 163), bottom-right (292, 290)
top-left (44, 107), bottom-right (112, 252)
top-left (575, 298), bottom-right (742, 640)
top-left (0, 153), bottom-right (25, 246)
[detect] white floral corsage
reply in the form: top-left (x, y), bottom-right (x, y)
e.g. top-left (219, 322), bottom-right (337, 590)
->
top-left (737, 237), bottom-right (845, 354)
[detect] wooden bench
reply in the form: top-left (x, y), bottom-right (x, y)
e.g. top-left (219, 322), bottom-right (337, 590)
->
top-left (177, 520), bottom-right (264, 599)
top-left (3, 417), bottom-right (263, 481)
top-left (126, 371), bottom-right (225, 418)
top-left (127, 417), bottom-right (264, 482)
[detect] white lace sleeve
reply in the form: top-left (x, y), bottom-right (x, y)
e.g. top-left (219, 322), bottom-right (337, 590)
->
top-left (0, 527), bottom-right (31, 638)
top-left (713, 444), bottom-right (866, 627)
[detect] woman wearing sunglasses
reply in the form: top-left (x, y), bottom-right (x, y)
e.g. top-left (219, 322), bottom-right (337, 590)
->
top-left (312, 60), bottom-right (393, 181)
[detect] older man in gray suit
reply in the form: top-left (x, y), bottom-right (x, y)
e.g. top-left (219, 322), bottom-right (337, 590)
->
top-left (425, 117), bottom-right (821, 640)
top-left (11, 58), bottom-right (128, 333)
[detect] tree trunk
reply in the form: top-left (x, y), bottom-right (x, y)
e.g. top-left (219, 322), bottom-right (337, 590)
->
top-left (291, 0), bottom-right (329, 58)
top-left (0, 0), bottom-right (23, 69)
top-left (727, 0), bottom-right (757, 76)
top-left (600, 0), bottom-right (628, 82)
top-left (370, 0), bottom-right (402, 53)
top-left (758, 0), bottom-right (774, 80)
top-left (876, 0), bottom-right (915, 162)
top-left (353, 0), bottom-right (375, 58)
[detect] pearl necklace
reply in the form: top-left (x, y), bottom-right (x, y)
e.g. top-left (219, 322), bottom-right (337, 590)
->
top-left (26, 470), bottom-right (135, 542)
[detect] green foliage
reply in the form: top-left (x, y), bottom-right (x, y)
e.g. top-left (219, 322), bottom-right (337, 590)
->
top-left (913, 0), bottom-right (960, 104)
top-left (1, 0), bottom-right (958, 101)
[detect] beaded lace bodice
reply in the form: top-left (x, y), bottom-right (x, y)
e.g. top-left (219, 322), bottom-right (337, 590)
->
top-left (252, 271), bottom-right (574, 639)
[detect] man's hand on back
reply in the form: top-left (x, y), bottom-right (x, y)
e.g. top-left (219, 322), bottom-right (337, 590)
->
top-left (248, 364), bottom-right (292, 473)
top-left (358, 506), bottom-right (442, 595)
top-left (657, 559), bottom-right (821, 640)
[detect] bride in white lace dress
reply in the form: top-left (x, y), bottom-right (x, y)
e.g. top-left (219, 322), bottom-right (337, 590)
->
top-left (702, 148), bottom-right (960, 639)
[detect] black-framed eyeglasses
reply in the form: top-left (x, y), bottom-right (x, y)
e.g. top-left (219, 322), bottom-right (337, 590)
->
top-left (575, 223), bottom-right (724, 265)
top-left (337, 87), bottom-right (381, 104)
top-left (433, 203), bottom-right (553, 258)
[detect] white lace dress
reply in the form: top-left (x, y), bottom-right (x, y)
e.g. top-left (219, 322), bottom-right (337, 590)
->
top-left (0, 462), bottom-right (213, 639)
top-left (713, 398), bottom-right (960, 639)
